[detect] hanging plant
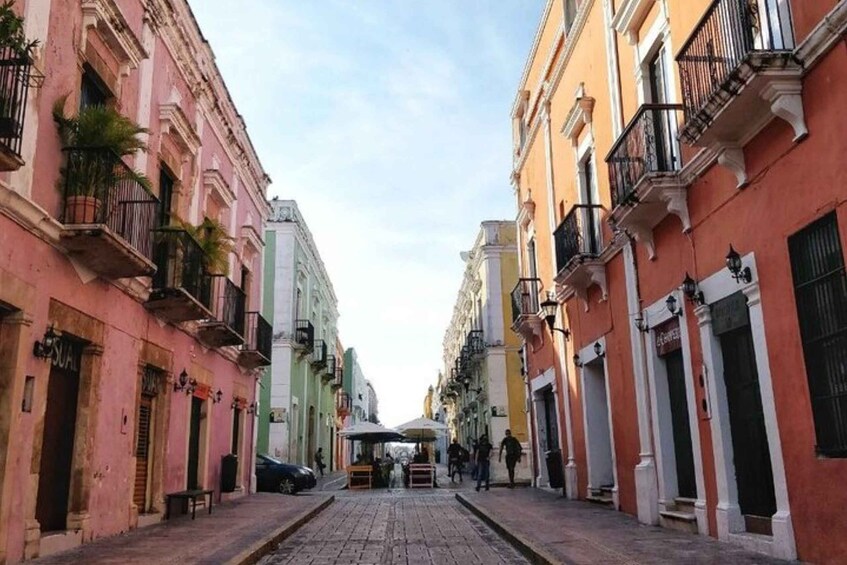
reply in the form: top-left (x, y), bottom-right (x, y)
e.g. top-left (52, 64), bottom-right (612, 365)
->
top-left (0, 1), bottom-right (38, 58)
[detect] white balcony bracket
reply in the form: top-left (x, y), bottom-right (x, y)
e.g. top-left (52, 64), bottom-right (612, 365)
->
top-left (660, 187), bottom-right (692, 233)
top-left (514, 314), bottom-right (545, 349)
top-left (716, 145), bottom-right (748, 189)
top-left (629, 224), bottom-right (657, 261)
top-left (560, 261), bottom-right (608, 311)
top-left (761, 81), bottom-right (808, 142)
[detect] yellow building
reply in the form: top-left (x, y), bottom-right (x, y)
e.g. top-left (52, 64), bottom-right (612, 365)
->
top-left (442, 221), bottom-right (528, 483)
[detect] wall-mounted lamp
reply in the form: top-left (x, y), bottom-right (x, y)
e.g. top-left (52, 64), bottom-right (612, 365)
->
top-left (665, 295), bottom-right (682, 317)
top-left (33, 325), bottom-right (58, 359)
top-left (247, 402), bottom-right (259, 416)
top-left (231, 398), bottom-right (239, 410)
top-left (633, 312), bottom-right (649, 333)
top-left (573, 354), bottom-right (583, 368)
top-left (540, 297), bottom-right (570, 340)
top-left (726, 245), bottom-right (752, 284)
top-left (173, 369), bottom-right (197, 395)
top-left (211, 389), bottom-right (223, 404)
top-left (682, 273), bottom-right (705, 306)
top-left (593, 342), bottom-right (605, 358)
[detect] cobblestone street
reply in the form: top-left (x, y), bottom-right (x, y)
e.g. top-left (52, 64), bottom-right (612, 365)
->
top-left (259, 490), bottom-right (528, 565)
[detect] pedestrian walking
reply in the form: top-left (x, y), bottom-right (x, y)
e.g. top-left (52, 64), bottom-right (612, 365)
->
top-left (314, 447), bottom-right (326, 477)
top-left (475, 434), bottom-right (493, 492)
top-left (470, 438), bottom-right (479, 480)
top-left (447, 438), bottom-right (463, 483)
top-left (499, 429), bottom-right (523, 488)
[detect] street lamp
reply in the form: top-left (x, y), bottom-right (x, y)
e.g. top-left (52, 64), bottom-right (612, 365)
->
top-left (665, 295), bottom-right (682, 317)
top-left (726, 245), bottom-right (752, 284)
top-left (682, 272), bottom-right (705, 305)
top-left (540, 296), bottom-right (570, 339)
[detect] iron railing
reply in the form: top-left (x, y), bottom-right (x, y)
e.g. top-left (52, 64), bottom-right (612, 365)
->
top-left (554, 204), bottom-right (603, 274)
top-left (337, 391), bottom-right (352, 412)
top-left (334, 366), bottom-right (343, 387)
top-left (0, 47), bottom-right (32, 162)
top-left (511, 278), bottom-right (541, 324)
top-left (606, 104), bottom-right (684, 207)
top-left (311, 339), bottom-right (327, 368)
top-left (62, 148), bottom-right (159, 260)
top-left (150, 228), bottom-right (212, 307)
top-left (326, 354), bottom-right (336, 377)
top-left (295, 319), bottom-right (314, 351)
top-left (466, 329), bottom-right (485, 356)
top-left (677, 0), bottom-right (795, 140)
top-left (207, 276), bottom-right (246, 337)
top-left (242, 311), bottom-right (272, 361)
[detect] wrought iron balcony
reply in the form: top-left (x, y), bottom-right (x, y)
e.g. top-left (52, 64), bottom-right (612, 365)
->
top-left (331, 366), bottom-right (343, 391)
top-left (145, 228), bottom-right (213, 323)
top-left (295, 319), bottom-right (314, 351)
top-left (59, 148), bottom-right (160, 279)
top-left (311, 339), bottom-right (327, 369)
top-left (510, 278), bottom-right (541, 325)
top-left (197, 276), bottom-right (246, 348)
top-left (466, 329), bottom-right (485, 357)
top-left (336, 391), bottom-right (352, 414)
top-left (553, 205), bottom-right (608, 306)
top-left (238, 311), bottom-right (272, 369)
top-left (677, 0), bottom-right (801, 148)
top-left (322, 354), bottom-right (336, 383)
top-left (0, 47), bottom-right (33, 171)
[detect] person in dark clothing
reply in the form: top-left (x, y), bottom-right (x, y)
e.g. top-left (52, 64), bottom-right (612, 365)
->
top-left (475, 434), bottom-right (493, 492)
top-left (470, 438), bottom-right (479, 480)
top-left (499, 429), bottom-right (523, 488)
top-left (314, 447), bottom-right (326, 477)
top-left (447, 438), bottom-right (463, 482)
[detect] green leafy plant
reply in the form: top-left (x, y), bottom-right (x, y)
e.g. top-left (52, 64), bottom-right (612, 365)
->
top-left (52, 95), bottom-right (151, 197)
top-left (0, 1), bottom-right (38, 58)
top-left (179, 216), bottom-right (234, 275)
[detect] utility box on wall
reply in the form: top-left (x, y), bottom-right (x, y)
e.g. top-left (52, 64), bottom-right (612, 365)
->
top-left (270, 408), bottom-right (287, 423)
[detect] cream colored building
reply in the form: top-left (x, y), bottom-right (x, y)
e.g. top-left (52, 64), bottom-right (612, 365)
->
top-left (442, 221), bottom-right (528, 483)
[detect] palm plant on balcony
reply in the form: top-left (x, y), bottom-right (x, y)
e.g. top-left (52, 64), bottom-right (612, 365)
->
top-left (0, 1), bottom-right (37, 138)
top-left (52, 95), bottom-right (151, 223)
top-left (179, 216), bottom-right (234, 276)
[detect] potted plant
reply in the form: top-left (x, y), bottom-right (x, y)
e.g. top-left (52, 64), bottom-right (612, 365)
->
top-left (179, 216), bottom-right (234, 276)
top-left (53, 95), bottom-right (151, 224)
top-left (0, 1), bottom-right (38, 138)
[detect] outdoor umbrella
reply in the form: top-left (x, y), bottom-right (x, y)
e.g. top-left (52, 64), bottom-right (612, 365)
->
top-left (338, 421), bottom-right (406, 443)
top-left (394, 417), bottom-right (448, 442)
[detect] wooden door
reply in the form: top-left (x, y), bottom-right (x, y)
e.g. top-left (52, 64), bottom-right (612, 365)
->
top-left (36, 361), bottom-right (80, 532)
top-left (720, 326), bottom-right (777, 519)
top-left (187, 397), bottom-right (202, 489)
top-left (665, 350), bottom-right (697, 498)
top-left (133, 396), bottom-right (153, 510)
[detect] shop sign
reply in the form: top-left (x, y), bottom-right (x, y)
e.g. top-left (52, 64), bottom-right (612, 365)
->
top-left (711, 292), bottom-right (749, 336)
top-left (655, 317), bottom-right (681, 356)
top-left (50, 338), bottom-right (83, 374)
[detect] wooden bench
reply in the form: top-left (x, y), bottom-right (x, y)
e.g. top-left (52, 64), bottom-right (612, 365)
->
top-left (165, 489), bottom-right (213, 520)
top-left (409, 464), bottom-right (434, 488)
top-left (347, 465), bottom-right (373, 490)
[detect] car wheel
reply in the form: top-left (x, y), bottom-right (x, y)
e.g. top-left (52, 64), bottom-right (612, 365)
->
top-left (278, 476), bottom-right (297, 495)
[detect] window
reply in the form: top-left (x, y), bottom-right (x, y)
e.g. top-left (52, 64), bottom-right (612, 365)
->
top-left (564, 0), bottom-right (577, 32)
top-left (527, 238), bottom-right (538, 279)
top-left (158, 166), bottom-right (175, 227)
top-left (789, 212), bottom-right (847, 456)
top-left (79, 68), bottom-right (110, 110)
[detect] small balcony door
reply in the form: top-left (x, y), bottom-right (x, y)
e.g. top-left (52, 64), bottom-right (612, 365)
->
top-left (752, 0), bottom-right (794, 51)
top-left (648, 46), bottom-right (681, 173)
top-left (579, 154), bottom-right (601, 255)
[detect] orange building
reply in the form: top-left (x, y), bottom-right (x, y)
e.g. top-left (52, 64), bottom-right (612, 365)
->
top-left (510, 0), bottom-right (847, 561)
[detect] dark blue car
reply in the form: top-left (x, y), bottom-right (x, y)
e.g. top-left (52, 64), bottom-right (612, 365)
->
top-left (255, 454), bottom-right (317, 494)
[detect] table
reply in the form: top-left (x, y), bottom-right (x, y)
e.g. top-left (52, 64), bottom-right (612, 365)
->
top-left (165, 489), bottom-right (214, 519)
top-left (347, 465), bottom-right (373, 490)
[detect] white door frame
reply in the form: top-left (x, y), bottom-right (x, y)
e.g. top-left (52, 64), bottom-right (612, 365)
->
top-left (577, 336), bottom-right (619, 508)
top-left (643, 289), bottom-right (708, 535)
top-left (530, 367), bottom-right (564, 489)
top-left (695, 252), bottom-right (796, 559)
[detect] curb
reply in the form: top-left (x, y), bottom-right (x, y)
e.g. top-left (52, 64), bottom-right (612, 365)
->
top-left (228, 495), bottom-right (335, 565)
top-left (456, 493), bottom-right (563, 565)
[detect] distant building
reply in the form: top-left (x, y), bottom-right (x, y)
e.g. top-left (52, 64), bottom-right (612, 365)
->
top-left (366, 381), bottom-right (379, 423)
top-left (260, 200), bottom-right (339, 468)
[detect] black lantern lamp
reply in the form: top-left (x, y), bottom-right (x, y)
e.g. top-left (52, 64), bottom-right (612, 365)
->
top-left (174, 369), bottom-right (190, 393)
top-left (247, 401), bottom-right (258, 416)
top-left (665, 295), bottom-right (682, 317)
top-left (540, 297), bottom-right (571, 339)
top-left (593, 341), bottom-right (605, 358)
top-left (211, 389), bottom-right (223, 404)
top-left (573, 354), bottom-right (583, 368)
top-left (33, 325), bottom-right (58, 359)
top-left (682, 272), bottom-right (705, 305)
top-left (726, 245), bottom-right (752, 284)
top-left (633, 312), bottom-right (649, 333)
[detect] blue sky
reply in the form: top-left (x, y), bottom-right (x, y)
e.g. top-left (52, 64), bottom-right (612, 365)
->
top-left (191, 1), bottom-right (544, 427)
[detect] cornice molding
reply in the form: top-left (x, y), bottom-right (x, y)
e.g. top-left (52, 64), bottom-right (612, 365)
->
top-left (81, 0), bottom-right (147, 71)
top-left (203, 169), bottom-right (235, 208)
top-left (561, 96), bottom-right (595, 144)
top-left (513, 0), bottom-right (556, 102)
top-left (611, 0), bottom-right (656, 45)
top-left (160, 103), bottom-right (201, 155)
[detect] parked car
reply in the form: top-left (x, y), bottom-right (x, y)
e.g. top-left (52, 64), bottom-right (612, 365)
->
top-left (255, 454), bottom-right (317, 494)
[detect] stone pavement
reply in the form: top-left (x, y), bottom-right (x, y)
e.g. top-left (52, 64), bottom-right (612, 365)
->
top-left (32, 493), bottom-right (333, 564)
top-left (259, 489), bottom-right (528, 565)
top-left (458, 488), bottom-right (789, 564)
top-left (316, 470), bottom-right (348, 491)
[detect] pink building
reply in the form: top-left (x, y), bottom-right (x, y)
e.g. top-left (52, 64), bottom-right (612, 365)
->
top-left (0, 0), bottom-right (271, 561)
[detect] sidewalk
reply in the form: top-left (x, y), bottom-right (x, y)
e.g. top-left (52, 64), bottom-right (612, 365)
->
top-left (32, 493), bottom-right (334, 565)
top-left (457, 488), bottom-right (787, 564)
top-left (316, 470), bottom-right (348, 491)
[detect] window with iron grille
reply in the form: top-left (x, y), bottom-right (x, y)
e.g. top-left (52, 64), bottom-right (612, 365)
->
top-left (789, 212), bottom-right (847, 457)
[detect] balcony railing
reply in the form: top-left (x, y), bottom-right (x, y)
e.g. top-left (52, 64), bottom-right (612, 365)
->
top-left (607, 104), bottom-right (684, 208)
top-left (295, 319), bottom-right (314, 351)
top-left (677, 0), bottom-right (795, 142)
top-left (554, 204), bottom-right (603, 274)
top-left (311, 339), bottom-right (327, 369)
top-left (146, 228), bottom-right (212, 322)
top-left (466, 329), bottom-right (485, 356)
top-left (337, 391), bottom-right (352, 412)
top-left (198, 276), bottom-right (246, 347)
top-left (511, 278), bottom-right (541, 325)
top-left (61, 148), bottom-right (159, 256)
top-left (239, 311), bottom-right (272, 369)
top-left (331, 366), bottom-right (344, 391)
top-left (0, 47), bottom-right (32, 170)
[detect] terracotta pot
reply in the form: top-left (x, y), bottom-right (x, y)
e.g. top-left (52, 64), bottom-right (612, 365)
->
top-left (64, 195), bottom-right (101, 224)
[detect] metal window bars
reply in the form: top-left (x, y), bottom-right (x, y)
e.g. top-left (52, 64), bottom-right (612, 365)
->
top-left (553, 204), bottom-right (603, 274)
